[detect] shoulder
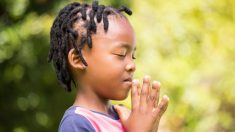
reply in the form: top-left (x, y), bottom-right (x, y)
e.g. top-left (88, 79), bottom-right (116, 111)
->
top-left (59, 107), bottom-right (96, 132)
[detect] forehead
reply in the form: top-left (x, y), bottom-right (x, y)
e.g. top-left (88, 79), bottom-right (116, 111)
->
top-left (92, 15), bottom-right (136, 50)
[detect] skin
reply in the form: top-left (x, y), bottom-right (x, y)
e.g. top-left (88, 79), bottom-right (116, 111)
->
top-left (67, 15), bottom-right (169, 132)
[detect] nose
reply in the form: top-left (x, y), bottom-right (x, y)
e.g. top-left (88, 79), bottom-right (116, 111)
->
top-left (125, 60), bottom-right (136, 72)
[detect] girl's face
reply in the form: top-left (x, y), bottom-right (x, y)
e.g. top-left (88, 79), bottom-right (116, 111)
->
top-left (81, 16), bottom-right (136, 100)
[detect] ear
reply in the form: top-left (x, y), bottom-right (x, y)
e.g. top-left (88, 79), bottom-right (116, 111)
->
top-left (68, 48), bottom-right (86, 70)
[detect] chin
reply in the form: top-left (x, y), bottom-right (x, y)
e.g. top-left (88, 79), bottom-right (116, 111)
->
top-left (111, 90), bottom-right (130, 100)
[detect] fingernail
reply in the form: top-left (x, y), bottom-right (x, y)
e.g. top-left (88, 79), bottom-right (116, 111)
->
top-left (132, 79), bottom-right (139, 86)
top-left (143, 75), bottom-right (150, 82)
top-left (163, 95), bottom-right (169, 101)
top-left (153, 81), bottom-right (161, 86)
top-left (132, 79), bottom-right (137, 83)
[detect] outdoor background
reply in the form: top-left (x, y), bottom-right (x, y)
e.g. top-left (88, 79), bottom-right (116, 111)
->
top-left (0, 0), bottom-right (235, 131)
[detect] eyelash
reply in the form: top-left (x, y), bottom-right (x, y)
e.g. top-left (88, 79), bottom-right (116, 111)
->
top-left (115, 54), bottom-right (136, 59)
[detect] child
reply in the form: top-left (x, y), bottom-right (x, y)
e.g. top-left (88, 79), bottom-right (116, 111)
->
top-left (48, 1), bottom-right (169, 132)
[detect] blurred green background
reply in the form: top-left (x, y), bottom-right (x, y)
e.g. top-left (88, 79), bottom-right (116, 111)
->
top-left (0, 0), bottom-right (235, 131)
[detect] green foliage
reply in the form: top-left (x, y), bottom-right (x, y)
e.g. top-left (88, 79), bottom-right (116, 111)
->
top-left (0, 0), bottom-right (235, 131)
top-left (126, 0), bottom-right (235, 131)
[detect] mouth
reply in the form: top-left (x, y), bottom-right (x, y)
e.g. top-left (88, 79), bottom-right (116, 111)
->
top-left (122, 77), bottom-right (133, 89)
top-left (123, 78), bottom-right (133, 83)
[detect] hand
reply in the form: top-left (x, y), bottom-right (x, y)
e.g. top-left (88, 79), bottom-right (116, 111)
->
top-left (115, 76), bottom-right (169, 132)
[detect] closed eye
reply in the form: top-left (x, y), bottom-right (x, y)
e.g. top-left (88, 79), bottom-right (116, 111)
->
top-left (114, 54), bottom-right (136, 60)
top-left (114, 54), bottom-right (126, 57)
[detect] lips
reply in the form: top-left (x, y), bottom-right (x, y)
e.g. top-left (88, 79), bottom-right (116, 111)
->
top-left (122, 77), bottom-right (133, 89)
top-left (123, 77), bottom-right (133, 82)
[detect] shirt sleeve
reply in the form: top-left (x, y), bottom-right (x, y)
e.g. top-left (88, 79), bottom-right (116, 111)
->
top-left (59, 114), bottom-right (96, 132)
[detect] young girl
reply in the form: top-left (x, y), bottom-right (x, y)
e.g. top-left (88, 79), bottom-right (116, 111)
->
top-left (48, 1), bottom-right (169, 132)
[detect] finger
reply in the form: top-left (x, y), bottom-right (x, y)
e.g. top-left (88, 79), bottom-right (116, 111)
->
top-left (148, 81), bottom-right (160, 108)
top-left (140, 75), bottom-right (151, 109)
top-left (131, 79), bottom-right (140, 111)
top-left (114, 105), bottom-right (131, 123)
top-left (154, 95), bottom-right (169, 118)
top-left (137, 80), bottom-right (141, 96)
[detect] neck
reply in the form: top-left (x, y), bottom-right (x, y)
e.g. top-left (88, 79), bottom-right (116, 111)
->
top-left (73, 85), bottom-right (111, 115)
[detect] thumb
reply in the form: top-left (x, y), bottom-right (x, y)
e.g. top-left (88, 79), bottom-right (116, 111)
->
top-left (114, 105), bottom-right (130, 123)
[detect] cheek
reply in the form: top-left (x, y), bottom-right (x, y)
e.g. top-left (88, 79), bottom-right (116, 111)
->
top-left (85, 54), bottom-right (130, 100)
top-left (86, 54), bottom-right (124, 82)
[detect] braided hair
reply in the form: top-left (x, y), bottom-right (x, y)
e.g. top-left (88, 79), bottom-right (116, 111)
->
top-left (48, 1), bottom-right (132, 92)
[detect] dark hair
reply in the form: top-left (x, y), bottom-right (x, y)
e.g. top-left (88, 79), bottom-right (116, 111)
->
top-left (48, 1), bottom-right (132, 92)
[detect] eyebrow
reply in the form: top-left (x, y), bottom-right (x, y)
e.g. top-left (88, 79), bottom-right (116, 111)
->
top-left (116, 43), bottom-right (136, 51)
